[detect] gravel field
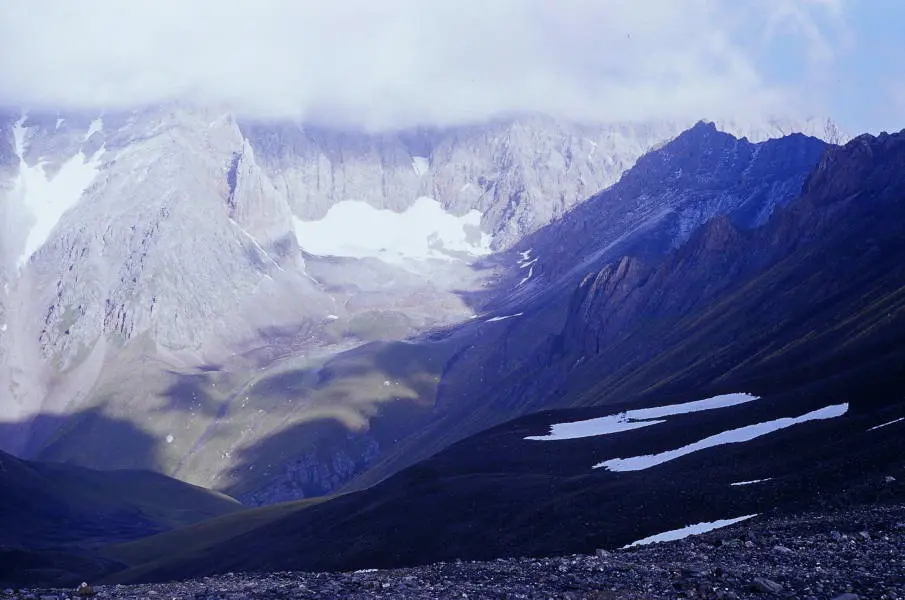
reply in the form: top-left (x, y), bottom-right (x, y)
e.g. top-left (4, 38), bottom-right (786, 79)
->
top-left (5, 503), bottom-right (903, 600)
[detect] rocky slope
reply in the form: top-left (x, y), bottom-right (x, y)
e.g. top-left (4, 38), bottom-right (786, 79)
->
top-left (0, 106), bottom-right (842, 499)
top-left (23, 129), bottom-right (896, 586)
top-left (237, 123), bottom-right (834, 502)
top-left (6, 503), bottom-right (904, 598)
top-left (243, 115), bottom-right (844, 249)
top-left (339, 127), bottom-right (904, 495)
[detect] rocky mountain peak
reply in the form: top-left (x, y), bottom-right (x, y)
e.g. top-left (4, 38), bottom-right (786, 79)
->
top-left (802, 129), bottom-right (905, 205)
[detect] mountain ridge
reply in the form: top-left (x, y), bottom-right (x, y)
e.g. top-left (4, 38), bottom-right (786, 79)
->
top-left (0, 109), bottom-right (847, 503)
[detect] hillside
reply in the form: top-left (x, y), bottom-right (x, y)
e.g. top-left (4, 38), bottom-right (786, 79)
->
top-left (0, 450), bottom-right (241, 586)
top-left (99, 130), bottom-right (905, 582)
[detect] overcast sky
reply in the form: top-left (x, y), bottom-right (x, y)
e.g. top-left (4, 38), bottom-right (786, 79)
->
top-left (0, 0), bottom-right (900, 133)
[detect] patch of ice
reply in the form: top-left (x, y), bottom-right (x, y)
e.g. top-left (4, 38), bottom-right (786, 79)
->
top-left (868, 417), bottom-right (904, 431)
top-left (293, 197), bottom-right (491, 264)
top-left (526, 393), bottom-right (759, 441)
top-left (730, 478), bottom-right (772, 486)
top-left (596, 403), bottom-right (849, 471)
top-left (622, 514), bottom-right (758, 548)
top-left (486, 312), bottom-right (523, 323)
top-left (412, 156), bottom-right (429, 176)
top-left (14, 117), bottom-right (103, 267)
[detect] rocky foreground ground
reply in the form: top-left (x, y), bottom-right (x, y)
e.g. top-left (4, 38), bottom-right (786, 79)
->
top-left (4, 503), bottom-right (904, 600)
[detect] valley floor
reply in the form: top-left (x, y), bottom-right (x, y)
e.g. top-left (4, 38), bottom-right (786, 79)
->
top-left (6, 504), bottom-right (904, 600)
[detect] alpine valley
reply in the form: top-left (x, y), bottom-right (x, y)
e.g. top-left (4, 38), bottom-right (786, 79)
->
top-left (1, 106), bottom-right (903, 594)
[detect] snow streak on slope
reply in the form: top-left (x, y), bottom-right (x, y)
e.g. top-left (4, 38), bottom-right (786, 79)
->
top-left (292, 197), bottom-right (491, 263)
top-left (730, 478), bottom-right (772, 486)
top-left (517, 249), bottom-right (538, 286)
top-left (595, 403), bottom-right (849, 472)
top-left (622, 514), bottom-right (758, 548)
top-left (485, 312), bottom-right (523, 323)
top-left (13, 117), bottom-right (104, 267)
top-left (525, 393), bottom-right (759, 441)
top-left (867, 417), bottom-right (904, 431)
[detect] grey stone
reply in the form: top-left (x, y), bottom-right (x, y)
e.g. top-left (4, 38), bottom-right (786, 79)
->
top-left (752, 577), bottom-right (784, 594)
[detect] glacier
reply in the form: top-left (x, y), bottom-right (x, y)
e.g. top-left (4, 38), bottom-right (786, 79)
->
top-left (292, 196), bottom-right (491, 263)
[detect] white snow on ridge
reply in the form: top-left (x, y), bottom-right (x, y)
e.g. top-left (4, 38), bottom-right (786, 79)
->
top-left (525, 393), bottom-right (759, 441)
top-left (868, 417), bottom-right (904, 431)
top-left (411, 156), bottom-right (430, 176)
top-left (293, 197), bottom-right (491, 264)
top-left (14, 117), bottom-right (104, 267)
top-left (85, 118), bottom-right (103, 140)
top-left (596, 403), bottom-right (849, 472)
top-left (622, 514), bottom-right (758, 548)
top-left (730, 478), bottom-right (772, 486)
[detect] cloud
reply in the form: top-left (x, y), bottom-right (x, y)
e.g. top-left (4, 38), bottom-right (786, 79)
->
top-left (0, 0), bottom-right (848, 130)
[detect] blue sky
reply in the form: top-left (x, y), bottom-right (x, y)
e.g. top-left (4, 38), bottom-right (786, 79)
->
top-left (0, 0), bottom-right (901, 133)
top-left (754, 0), bottom-right (904, 134)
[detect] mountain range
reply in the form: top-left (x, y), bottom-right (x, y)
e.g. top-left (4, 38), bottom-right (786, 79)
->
top-left (0, 108), bottom-right (845, 496)
top-left (1, 106), bottom-right (903, 587)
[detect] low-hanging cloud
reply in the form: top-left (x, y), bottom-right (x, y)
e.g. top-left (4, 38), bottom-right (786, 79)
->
top-left (0, 0), bottom-right (845, 130)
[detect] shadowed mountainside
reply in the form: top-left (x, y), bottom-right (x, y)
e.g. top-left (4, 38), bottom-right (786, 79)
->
top-left (0, 426), bottom-right (241, 587)
top-left (99, 130), bottom-right (905, 582)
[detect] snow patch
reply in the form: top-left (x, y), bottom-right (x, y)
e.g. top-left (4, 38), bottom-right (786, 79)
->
top-left (166, 434), bottom-right (174, 444)
top-left (14, 117), bottom-right (104, 267)
top-left (293, 197), bottom-right (491, 264)
top-left (730, 478), bottom-right (772, 486)
top-left (868, 417), bottom-right (904, 431)
top-left (526, 393), bottom-right (759, 441)
top-left (412, 156), bottom-right (429, 176)
top-left (517, 249), bottom-right (539, 286)
top-left (85, 118), bottom-right (103, 140)
top-left (55, 118), bottom-right (64, 129)
top-left (595, 403), bottom-right (849, 472)
top-left (486, 312), bottom-right (523, 323)
top-left (326, 314), bottom-right (340, 320)
top-left (623, 514), bottom-right (758, 548)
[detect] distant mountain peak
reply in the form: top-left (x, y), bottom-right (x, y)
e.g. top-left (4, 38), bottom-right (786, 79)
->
top-left (802, 128), bottom-right (905, 204)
